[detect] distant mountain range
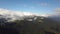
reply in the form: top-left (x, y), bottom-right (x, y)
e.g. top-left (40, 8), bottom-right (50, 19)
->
top-left (48, 14), bottom-right (60, 22)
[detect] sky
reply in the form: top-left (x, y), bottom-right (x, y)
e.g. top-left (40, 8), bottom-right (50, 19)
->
top-left (0, 0), bottom-right (60, 14)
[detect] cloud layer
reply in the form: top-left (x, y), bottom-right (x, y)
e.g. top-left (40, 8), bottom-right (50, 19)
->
top-left (0, 8), bottom-right (37, 21)
top-left (0, 8), bottom-right (49, 17)
top-left (55, 8), bottom-right (60, 13)
top-left (40, 3), bottom-right (50, 6)
top-left (52, 7), bottom-right (60, 16)
top-left (0, 8), bottom-right (34, 16)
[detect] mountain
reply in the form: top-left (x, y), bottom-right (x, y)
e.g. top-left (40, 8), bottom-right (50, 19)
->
top-left (48, 14), bottom-right (60, 22)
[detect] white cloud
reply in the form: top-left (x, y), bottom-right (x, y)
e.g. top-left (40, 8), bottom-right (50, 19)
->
top-left (0, 8), bottom-right (52, 22)
top-left (53, 7), bottom-right (60, 15)
top-left (40, 3), bottom-right (50, 6)
top-left (0, 8), bottom-right (37, 21)
top-left (48, 8), bottom-right (60, 17)
top-left (0, 8), bottom-right (50, 18)
top-left (0, 8), bottom-right (34, 16)
top-left (55, 8), bottom-right (60, 12)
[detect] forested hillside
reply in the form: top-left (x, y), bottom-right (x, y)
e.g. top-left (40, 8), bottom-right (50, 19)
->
top-left (0, 16), bottom-right (60, 34)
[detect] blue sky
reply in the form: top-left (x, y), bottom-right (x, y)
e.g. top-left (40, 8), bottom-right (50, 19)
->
top-left (0, 0), bottom-right (60, 14)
